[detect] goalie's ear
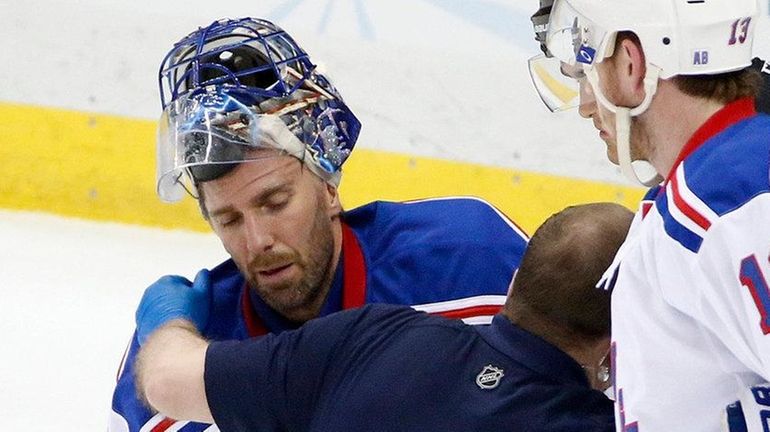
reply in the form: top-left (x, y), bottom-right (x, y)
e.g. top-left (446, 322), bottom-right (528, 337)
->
top-left (722, 383), bottom-right (770, 432)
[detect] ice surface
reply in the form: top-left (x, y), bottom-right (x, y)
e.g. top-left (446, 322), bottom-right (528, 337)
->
top-left (0, 210), bottom-right (225, 428)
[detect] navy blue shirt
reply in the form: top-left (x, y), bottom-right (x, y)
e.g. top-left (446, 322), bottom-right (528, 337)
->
top-left (205, 305), bottom-right (614, 432)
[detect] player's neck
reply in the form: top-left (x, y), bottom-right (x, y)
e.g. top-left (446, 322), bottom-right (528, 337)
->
top-left (638, 81), bottom-right (724, 177)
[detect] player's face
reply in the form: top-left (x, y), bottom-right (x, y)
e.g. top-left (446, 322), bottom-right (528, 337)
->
top-left (585, 60), bottom-right (651, 165)
top-left (200, 154), bottom-right (341, 321)
top-left (561, 62), bottom-right (620, 165)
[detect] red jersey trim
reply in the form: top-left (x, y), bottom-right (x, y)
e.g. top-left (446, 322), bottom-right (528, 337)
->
top-left (670, 170), bottom-right (712, 231)
top-left (149, 417), bottom-right (176, 432)
top-left (432, 304), bottom-right (503, 320)
top-left (341, 223), bottom-right (367, 308)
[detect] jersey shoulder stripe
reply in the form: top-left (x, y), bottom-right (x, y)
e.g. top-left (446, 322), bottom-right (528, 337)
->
top-left (655, 186), bottom-right (705, 253)
top-left (654, 114), bottom-right (770, 252)
top-left (640, 185), bottom-right (662, 219)
top-left (411, 295), bottom-right (507, 325)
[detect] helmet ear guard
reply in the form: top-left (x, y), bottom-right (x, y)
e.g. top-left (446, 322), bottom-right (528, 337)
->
top-left (156, 18), bottom-right (361, 203)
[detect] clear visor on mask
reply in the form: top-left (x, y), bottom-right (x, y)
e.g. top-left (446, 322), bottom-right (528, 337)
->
top-left (156, 87), bottom-right (320, 202)
top-left (528, 54), bottom-right (583, 112)
top-left (528, 0), bottom-right (612, 112)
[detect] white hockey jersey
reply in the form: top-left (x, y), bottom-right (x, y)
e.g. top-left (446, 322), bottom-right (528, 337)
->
top-left (601, 98), bottom-right (770, 431)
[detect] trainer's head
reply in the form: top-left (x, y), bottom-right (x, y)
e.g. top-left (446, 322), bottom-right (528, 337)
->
top-left (504, 202), bottom-right (633, 390)
top-left (155, 18), bottom-right (361, 323)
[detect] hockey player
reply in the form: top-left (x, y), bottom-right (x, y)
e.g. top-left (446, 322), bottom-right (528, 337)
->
top-left (529, 0), bottom-right (770, 430)
top-left (110, 18), bottom-right (529, 431)
top-left (529, 0), bottom-right (770, 116)
top-left (133, 203), bottom-right (631, 432)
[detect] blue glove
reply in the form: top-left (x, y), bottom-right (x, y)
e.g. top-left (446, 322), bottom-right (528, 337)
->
top-left (135, 269), bottom-right (212, 345)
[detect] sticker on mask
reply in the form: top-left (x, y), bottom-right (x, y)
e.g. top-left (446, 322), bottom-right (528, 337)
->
top-left (576, 45), bottom-right (596, 65)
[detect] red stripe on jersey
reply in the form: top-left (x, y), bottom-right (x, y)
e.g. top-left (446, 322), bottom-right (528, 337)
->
top-left (150, 417), bottom-right (176, 432)
top-left (341, 223), bottom-right (367, 309)
top-left (641, 202), bottom-right (653, 219)
top-left (670, 171), bottom-right (711, 230)
top-left (432, 304), bottom-right (503, 320)
top-left (242, 287), bottom-right (269, 337)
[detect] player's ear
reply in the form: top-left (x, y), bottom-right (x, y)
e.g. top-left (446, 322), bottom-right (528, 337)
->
top-left (325, 183), bottom-right (341, 215)
top-left (616, 37), bottom-right (647, 106)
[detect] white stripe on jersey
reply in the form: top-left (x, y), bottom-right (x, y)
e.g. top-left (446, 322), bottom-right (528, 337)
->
top-left (203, 425), bottom-right (221, 431)
top-left (139, 414), bottom-right (190, 432)
top-left (139, 414), bottom-right (166, 432)
top-left (115, 336), bottom-right (132, 382)
top-left (666, 181), bottom-right (708, 238)
top-left (410, 295), bottom-right (507, 314)
top-left (674, 166), bottom-right (718, 223)
top-left (402, 196), bottom-right (530, 240)
top-left (166, 421), bottom-right (191, 432)
top-left (461, 315), bottom-right (495, 325)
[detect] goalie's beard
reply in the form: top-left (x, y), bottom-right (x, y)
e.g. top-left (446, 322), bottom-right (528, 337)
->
top-left (242, 203), bottom-right (337, 322)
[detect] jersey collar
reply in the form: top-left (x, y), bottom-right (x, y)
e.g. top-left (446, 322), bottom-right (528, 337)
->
top-left (664, 97), bottom-right (756, 183)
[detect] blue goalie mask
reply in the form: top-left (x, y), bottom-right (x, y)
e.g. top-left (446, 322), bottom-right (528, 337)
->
top-left (156, 17), bottom-right (362, 202)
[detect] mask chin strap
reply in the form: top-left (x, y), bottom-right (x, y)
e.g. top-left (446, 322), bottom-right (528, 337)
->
top-left (586, 64), bottom-right (664, 187)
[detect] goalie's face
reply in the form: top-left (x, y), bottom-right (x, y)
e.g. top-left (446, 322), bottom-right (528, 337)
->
top-left (200, 150), bottom-right (342, 322)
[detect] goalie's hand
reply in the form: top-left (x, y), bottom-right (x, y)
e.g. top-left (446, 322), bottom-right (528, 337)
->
top-left (723, 383), bottom-right (770, 432)
top-left (135, 269), bottom-right (212, 345)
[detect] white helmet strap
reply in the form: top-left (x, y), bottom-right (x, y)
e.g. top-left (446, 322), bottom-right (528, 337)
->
top-left (586, 62), bottom-right (663, 186)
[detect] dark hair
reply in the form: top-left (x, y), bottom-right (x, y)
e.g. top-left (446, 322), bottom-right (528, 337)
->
top-left (750, 57), bottom-right (770, 114)
top-left (504, 203), bottom-right (633, 349)
top-left (673, 69), bottom-right (761, 104)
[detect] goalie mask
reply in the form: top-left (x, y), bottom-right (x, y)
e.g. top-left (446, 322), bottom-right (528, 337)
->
top-left (156, 17), bottom-right (361, 202)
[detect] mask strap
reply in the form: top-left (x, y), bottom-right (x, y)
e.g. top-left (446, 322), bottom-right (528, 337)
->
top-left (586, 64), bottom-right (663, 186)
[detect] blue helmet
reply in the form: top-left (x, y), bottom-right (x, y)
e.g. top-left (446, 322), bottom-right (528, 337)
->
top-left (156, 17), bottom-right (361, 202)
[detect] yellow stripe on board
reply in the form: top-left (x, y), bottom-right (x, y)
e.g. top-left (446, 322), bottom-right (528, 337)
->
top-left (0, 102), bottom-right (644, 234)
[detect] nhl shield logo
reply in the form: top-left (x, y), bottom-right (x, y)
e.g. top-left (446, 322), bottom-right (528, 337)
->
top-left (476, 364), bottom-right (504, 389)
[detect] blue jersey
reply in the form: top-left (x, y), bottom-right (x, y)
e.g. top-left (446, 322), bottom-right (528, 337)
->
top-left (205, 305), bottom-right (615, 432)
top-left (110, 197), bottom-right (529, 431)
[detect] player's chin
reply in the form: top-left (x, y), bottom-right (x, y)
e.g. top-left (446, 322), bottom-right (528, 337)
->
top-left (604, 142), bottom-right (619, 165)
top-left (256, 278), bottom-right (319, 312)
